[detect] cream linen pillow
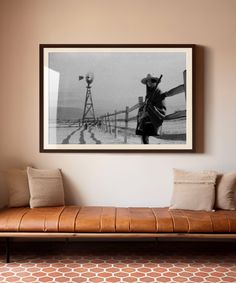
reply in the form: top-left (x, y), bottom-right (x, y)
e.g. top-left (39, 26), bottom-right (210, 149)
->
top-left (6, 169), bottom-right (30, 207)
top-left (169, 169), bottom-right (217, 211)
top-left (27, 167), bottom-right (65, 208)
top-left (215, 172), bottom-right (236, 210)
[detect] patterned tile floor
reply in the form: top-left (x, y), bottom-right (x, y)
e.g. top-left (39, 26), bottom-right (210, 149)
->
top-left (0, 240), bottom-right (236, 282)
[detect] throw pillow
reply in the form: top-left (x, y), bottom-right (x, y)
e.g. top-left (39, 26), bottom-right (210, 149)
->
top-left (27, 167), bottom-right (65, 208)
top-left (215, 172), bottom-right (236, 210)
top-left (6, 169), bottom-right (30, 207)
top-left (169, 169), bottom-right (217, 211)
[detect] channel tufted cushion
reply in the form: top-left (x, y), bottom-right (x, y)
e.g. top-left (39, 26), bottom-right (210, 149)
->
top-left (0, 206), bottom-right (236, 233)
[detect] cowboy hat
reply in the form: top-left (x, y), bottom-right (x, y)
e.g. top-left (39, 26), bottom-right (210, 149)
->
top-left (141, 74), bottom-right (161, 85)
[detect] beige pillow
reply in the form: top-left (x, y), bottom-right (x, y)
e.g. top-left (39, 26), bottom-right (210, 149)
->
top-left (169, 169), bottom-right (217, 211)
top-left (27, 167), bottom-right (65, 208)
top-left (6, 169), bottom-right (30, 207)
top-left (215, 172), bottom-right (236, 210)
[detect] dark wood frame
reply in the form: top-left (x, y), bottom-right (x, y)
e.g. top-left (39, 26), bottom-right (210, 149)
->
top-left (40, 44), bottom-right (196, 153)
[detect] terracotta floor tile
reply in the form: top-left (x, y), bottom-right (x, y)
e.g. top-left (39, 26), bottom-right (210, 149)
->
top-left (72, 277), bottom-right (87, 283)
top-left (42, 267), bottom-right (57, 273)
top-left (194, 271), bottom-right (209, 277)
top-left (15, 271), bottom-right (31, 277)
top-left (106, 277), bottom-right (121, 283)
top-left (97, 272), bottom-right (112, 278)
top-left (222, 277), bottom-right (236, 282)
top-left (8, 266), bottom-right (25, 272)
top-left (201, 267), bottom-right (215, 272)
top-left (226, 271), bottom-right (236, 277)
top-left (123, 277), bottom-right (139, 282)
top-left (122, 267), bottom-right (137, 273)
top-left (168, 267), bottom-right (183, 273)
top-left (37, 277), bottom-right (53, 282)
top-left (211, 271), bottom-right (225, 277)
top-left (54, 277), bottom-right (70, 282)
top-left (81, 272), bottom-right (96, 278)
top-left (0, 267), bottom-right (10, 272)
top-left (0, 241), bottom-right (236, 283)
top-left (185, 267), bottom-right (199, 272)
top-left (32, 272), bottom-right (46, 277)
top-left (179, 271), bottom-right (193, 277)
top-left (149, 271), bottom-right (165, 277)
top-left (57, 267), bottom-right (71, 273)
top-left (173, 277), bottom-right (188, 282)
top-left (189, 276), bottom-right (204, 282)
top-left (82, 263), bottom-right (96, 268)
top-left (136, 267), bottom-right (151, 273)
top-left (21, 276), bottom-right (38, 282)
top-left (129, 271), bottom-right (144, 277)
top-left (1, 272), bottom-right (15, 277)
top-left (3, 277), bottom-right (20, 282)
top-left (89, 277), bottom-right (104, 283)
top-left (162, 271), bottom-right (177, 277)
top-left (113, 271), bottom-right (129, 277)
top-left (206, 277), bottom-right (222, 283)
top-left (73, 267), bottom-right (87, 273)
top-left (153, 267), bottom-right (167, 273)
top-left (26, 267), bottom-right (41, 272)
top-left (152, 277), bottom-right (170, 282)
top-left (47, 271), bottom-right (62, 277)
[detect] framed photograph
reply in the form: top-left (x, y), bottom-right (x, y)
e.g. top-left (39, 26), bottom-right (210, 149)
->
top-left (40, 44), bottom-right (195, 152)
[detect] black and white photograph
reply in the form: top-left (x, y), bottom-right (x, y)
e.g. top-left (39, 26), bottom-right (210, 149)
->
top-left (40, 44), bottom-right (194, 151)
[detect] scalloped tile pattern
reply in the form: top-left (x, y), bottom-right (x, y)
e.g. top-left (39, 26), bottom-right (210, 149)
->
top-left (0, 241), bottom-right (236, 282)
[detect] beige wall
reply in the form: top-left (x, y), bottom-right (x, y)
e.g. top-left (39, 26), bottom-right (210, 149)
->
top-left (0, 0), bottom-right (236, 207)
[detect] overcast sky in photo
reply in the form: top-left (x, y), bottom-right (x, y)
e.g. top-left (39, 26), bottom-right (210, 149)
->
top-left (48, 51), bottom-right (186, 118)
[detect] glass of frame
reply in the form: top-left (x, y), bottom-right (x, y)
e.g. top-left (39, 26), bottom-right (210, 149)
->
top-left (40, 44), bottom-right (195, 152)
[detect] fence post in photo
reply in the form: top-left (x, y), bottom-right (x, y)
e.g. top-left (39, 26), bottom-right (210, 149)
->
top-left (102, 116), bottom-right (105, 131)
top-left (124, 106), bottom-right (129, 144)
top-left (100, 118), bottom-right (103, 131)
top-left (107, 113), bottom-right (111, 134)
top-left (138, 96), bottom-right (144, 129)
top-left (104, 115), bottom-right (108, 132)
top-left (183, 70), bottom-right (186, 100)
top-left (138, 96), bottom-right (144, 107)
top-left (114, 110), bottom-right (118, 138)
top-left (107, 113), bottom-right (109, 132)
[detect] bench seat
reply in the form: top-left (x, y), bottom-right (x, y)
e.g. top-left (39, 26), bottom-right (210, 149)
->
top-left (1, 206), bottom-right (236, 233)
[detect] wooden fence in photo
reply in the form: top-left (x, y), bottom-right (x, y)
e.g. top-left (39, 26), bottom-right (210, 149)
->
top-left (96, 71), bottom-right (187, 144)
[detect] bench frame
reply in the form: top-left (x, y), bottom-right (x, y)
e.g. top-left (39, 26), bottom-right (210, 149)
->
top-left (2, 233), bottom-right (236, 263)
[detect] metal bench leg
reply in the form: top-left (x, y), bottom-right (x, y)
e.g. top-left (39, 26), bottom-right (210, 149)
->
top-left (5, 238), bottom-right (10, 263)
top-left (154, 237), bottom-right (159, 247)
top-left (63, 238), bottom-right (70, 252)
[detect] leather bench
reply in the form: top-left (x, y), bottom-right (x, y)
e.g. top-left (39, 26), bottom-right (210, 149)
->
top-left (1, 206), bottom-right (236, 262)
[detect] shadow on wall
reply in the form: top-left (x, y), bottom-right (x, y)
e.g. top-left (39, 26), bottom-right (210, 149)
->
top-left (194, 45), bottom-right (205, 153)
top-left (0, 163), bottom-right (85, 208)
top-left (0, 157), bottom-right (23, 208)
top-left (0, 171), bottom-right (8, 208)
top-left (61, 172), bottom-right (84, 206)
top-left (0, 158), bottom-right (31, 208)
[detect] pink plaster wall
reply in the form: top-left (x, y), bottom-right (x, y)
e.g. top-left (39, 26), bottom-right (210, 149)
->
top-left (0, 0), bottom-right (236, 207)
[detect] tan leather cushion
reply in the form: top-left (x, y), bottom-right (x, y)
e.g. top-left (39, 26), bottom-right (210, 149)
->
top-left (0, 206), bottom-right (236, 233)
top-left (215, 172), bottom-right (236, 210)
top-left (27, 167), bottom-right (65, 208)
top-left (170, 169), bottom-right (217, 211)
top-left (6, 169), bottom-right (30, 207)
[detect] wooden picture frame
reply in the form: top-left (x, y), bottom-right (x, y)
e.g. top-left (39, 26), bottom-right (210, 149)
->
top-left (40, 44), bottom-right (195, 152)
